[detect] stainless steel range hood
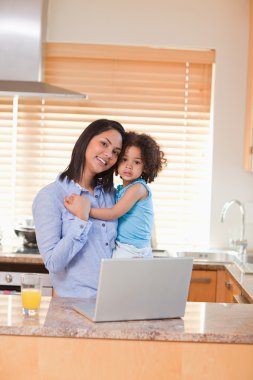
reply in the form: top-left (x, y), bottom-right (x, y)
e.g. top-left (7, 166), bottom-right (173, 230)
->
top-left (0, 0), bottom-right (86, 99)
top-left (0, 80), bottom-right (87, 99)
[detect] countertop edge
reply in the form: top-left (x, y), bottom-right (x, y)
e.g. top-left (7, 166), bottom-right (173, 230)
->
top-left (1, 327), bottom-right (253, 344)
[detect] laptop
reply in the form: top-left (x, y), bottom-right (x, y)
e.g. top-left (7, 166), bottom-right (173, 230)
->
top-left (73, 257), bottom-right (193, 322)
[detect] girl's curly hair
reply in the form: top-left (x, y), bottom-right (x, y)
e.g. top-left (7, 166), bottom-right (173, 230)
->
top-left (118, 131), bottom-right (167, 183)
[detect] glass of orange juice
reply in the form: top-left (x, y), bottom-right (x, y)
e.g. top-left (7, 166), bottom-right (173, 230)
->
top-left (21, 273), bottom-right (42, 316)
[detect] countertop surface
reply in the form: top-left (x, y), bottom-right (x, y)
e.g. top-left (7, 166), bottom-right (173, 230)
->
top-left (0, 244), bottom-right (43, 264)
top-left (1, 295), bottom-right (253, 344)
top-left (1, 246), bottom-right (253, 344)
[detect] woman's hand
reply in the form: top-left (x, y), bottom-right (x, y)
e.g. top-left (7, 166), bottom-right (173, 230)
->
top-left (64, 194), bottom-right (91, 221)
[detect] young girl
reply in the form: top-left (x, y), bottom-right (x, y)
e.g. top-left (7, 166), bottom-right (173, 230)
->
top-left (90, 131), bottom-right (167, 258)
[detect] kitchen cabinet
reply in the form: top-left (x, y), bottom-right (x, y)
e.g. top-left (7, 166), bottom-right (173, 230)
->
top-left (188, 270), bottom-right (217, 302)
top-left (244, 0), bottom-right (253, 171)
top-left (188, 268), bottom-right (251, 303)
top-left (216, 270), bottom-right (250, 303)
top-left (2, 296), bottom-right (253, 380)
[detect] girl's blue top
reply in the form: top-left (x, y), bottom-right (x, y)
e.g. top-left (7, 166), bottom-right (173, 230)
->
top-left (116, 178), bottom-right (154, 248)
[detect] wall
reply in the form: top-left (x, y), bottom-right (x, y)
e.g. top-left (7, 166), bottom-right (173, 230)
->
top-left (46, 0), bottom-right (253, 250)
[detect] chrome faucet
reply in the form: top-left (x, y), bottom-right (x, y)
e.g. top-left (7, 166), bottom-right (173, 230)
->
top-left (220, 200), bottom-right (247, 256)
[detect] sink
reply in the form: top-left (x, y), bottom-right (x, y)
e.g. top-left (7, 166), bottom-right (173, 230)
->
top-left (175, 250), bottom-right (238, 263)
top-left (153, 248), bottom-right (253, 274)
top-left (175, 250), bottom-right (253, 274)
top-left (153, 249), bottom-right (239, 263)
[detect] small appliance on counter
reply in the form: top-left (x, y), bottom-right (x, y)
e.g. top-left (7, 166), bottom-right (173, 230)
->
top-left (14, 217), bottom-right (37, 248)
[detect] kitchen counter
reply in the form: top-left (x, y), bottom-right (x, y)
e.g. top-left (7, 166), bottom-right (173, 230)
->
top-left (0, 295), bottom-right (253, 344)
top-left (224, 262), bottom-right (253, 302)
top-left (1, 244), bottom-right (253, 380)
top-left (0, 244), bottom-right (42, 265)
top-left (1, 295), bottom-right (253, 380)
top-left (1, 250), bottom-right (253, 380)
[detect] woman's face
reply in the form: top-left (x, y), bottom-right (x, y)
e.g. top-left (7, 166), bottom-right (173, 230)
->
top-left (84, 129), bottom-right (123, 177)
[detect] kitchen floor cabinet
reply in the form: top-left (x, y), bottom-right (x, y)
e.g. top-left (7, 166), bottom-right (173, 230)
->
top-left (187, 270), bottom-right (217, 302)
top-left (216, 270), bottom-right (249, 303)
top-left (188, 268), bottom-right (251, 303)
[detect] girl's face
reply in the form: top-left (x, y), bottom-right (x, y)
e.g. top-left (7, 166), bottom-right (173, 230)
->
top-left (84, 129), bottom-right (123, 177)
top-left (117, 145), bottom-right (144, 186)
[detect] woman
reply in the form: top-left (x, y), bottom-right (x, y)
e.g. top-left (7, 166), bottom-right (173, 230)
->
top-left (32, 119), bottom-right (125, 297)
top-left (65, 132), bottom-right (167, 259)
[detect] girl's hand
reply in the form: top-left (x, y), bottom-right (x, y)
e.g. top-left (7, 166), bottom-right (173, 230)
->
top-left (64, 194), bottom-right (91, 221)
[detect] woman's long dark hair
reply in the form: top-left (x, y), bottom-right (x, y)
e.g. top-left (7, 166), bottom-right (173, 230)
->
top-left (59, 119), bottom-right (125, 191)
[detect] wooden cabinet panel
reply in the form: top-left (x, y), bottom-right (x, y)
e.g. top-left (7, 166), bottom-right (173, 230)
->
top-left (244, 0), bottom-right (253, 170)
top-left (216, 270), bottom-right (243, 303)
top-left (188, 270), bottom-right (217, 302)
top-left (188, 268), bottom-right (251, 303)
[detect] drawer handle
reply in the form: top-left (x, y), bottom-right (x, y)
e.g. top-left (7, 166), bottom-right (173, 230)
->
top-left (191, 278), bottom-right (211, 284)
top-left (225, 280), bottom-right (233, 289)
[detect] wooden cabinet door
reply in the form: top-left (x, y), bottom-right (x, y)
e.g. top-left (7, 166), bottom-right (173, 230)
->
top-left (216, 270), bottom-right (241, 303)
top-left (188, 270), bottom-right (217, 302)
top-left (244, 0), bottom-right (253, 170)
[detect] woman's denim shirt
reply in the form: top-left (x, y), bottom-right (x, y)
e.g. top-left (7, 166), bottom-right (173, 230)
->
top-left (32, 175), bottom-right (117, 298)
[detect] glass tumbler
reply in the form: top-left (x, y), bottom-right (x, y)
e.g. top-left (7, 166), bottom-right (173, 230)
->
top-left (21, 273), bottom-right (42, 316)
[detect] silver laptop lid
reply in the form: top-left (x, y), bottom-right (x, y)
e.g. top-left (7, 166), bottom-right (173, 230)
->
top-left (93, 257), bottom-right (193, 322)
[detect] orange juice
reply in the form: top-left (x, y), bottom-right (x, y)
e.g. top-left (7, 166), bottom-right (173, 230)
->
top-left (21, 288), bottom-right (41, 310)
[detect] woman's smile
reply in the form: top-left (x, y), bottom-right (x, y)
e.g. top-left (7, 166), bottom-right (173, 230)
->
top-left (96, 156), bottom-right (108, 166)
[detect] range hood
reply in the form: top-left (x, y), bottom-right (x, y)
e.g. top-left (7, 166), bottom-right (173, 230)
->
top-left (0, 0), bottom-right (86, 99)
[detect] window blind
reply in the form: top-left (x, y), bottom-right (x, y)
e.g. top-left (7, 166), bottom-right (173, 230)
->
top-left (0, 43), bottom-right (215, 250)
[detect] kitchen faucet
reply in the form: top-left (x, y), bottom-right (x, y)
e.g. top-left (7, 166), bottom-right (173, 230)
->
top-left (220, 200), bottom-right (247, 256)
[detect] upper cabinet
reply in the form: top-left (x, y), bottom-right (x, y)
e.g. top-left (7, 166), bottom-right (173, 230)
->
top-left (245, 0), bottom-right (253, 171)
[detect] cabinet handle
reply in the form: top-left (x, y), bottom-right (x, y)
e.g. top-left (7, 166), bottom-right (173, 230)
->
top-left (191, 278), bottom-right (211, 284)
top-left (225, 280), bottom-right (233, 289)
